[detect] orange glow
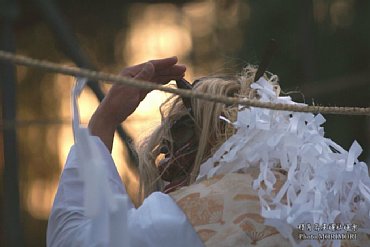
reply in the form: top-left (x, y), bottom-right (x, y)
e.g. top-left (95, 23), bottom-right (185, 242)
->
top-left (119, 3), bottom-right (194, 143)
top-left (329, 0), bottom-right (354, 28)
top-left (182, 1), bottom-right (216, 37)
top-left (26, 178), bottom-right (58, 219)
top-left (25, 72), bottom-right (131, 219)
top-left (57, 126), bottom-right (74, 170)
top-left (54, 72), bottom-right (77, 170)
top-left (123, 3), bottom-right (192, 65)
top-left (115, 3), bottom-right (197, 203)
top-left (313, 0), bottom-right (328, 24)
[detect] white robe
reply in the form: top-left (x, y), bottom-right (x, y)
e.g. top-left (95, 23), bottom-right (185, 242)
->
top-left (47, 136), bottom-right (204, 247)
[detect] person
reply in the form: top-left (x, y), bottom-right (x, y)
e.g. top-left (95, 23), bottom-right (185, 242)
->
top-left (48, 57), bottom-right (204, 247)
top-left (48, 57), bottom-right (370, 247)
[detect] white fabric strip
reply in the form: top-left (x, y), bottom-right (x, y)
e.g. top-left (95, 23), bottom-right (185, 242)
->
top-left (71, 78), bottom-right (129, 246)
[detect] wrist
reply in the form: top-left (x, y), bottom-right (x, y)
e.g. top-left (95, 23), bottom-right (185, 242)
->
top-left (90, 100), bottom-right (123, 127)
top-left (88, 101), bottom-right (119, 135)
top-left (88, 111), bottom-right (117, 152)
top-left (88, 110), bottom-right (117, 133)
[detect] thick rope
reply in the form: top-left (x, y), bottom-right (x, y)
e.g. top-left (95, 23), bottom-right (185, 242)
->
top-left (0, 50), bottom-right (369, 116)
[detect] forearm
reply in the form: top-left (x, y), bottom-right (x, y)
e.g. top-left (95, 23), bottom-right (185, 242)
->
top-left (88, 110), bottom-right (116, 153)
top-left (88, 88), bottom-right (139, 153)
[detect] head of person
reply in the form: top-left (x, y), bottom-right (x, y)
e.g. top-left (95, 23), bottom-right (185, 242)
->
top-left (137, 65), bottom-right (280, 201)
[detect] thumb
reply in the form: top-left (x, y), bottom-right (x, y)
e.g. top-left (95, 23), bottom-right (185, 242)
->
top-left (134, 62), bottom-right (155, 81)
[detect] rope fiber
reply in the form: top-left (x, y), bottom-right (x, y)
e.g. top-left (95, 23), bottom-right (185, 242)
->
top-left (0, 50), bottom-right (369, 116)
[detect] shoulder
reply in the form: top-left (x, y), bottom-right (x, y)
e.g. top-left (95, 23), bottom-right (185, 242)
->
top-left (128, 192), bottom-right (204, 247)
top-left (170, 170), bottom-right (290, 246)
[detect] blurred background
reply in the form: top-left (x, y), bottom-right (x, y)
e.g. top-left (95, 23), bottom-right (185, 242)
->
top-left (0, 0), bottom-right (369, 246)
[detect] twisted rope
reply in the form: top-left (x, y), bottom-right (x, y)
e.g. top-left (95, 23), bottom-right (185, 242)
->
top-left (0, 50), bottom-right (369, 116)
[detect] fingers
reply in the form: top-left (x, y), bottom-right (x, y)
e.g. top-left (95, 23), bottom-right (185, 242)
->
top-left (120, 64), bottom-right (144, 77)
top-left (149, 56), bottom-right (178, 70)
top-left (134, 62), bottom-right (155, 81)
top-left (120, 56), bottom-right (179, 77)
top-left (151, 64), bottom-right (186, 83)
top-left (120, 56), bottom-right (186, 85)
top-left (157, 64), bottom-right (186, 76)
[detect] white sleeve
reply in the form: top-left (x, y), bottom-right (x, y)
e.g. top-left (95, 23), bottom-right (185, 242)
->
top-left (47, 136), bottom-right (203, 247)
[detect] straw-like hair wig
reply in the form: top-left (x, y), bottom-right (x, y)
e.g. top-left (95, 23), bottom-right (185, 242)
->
top-left (136, 65), bottom-right (279, 202)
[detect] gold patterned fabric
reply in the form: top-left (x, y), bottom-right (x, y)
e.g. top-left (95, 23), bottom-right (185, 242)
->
top-left (170, 168), bottom-right (370, 247)
top-left (170, 169), bottom-right (290, 247)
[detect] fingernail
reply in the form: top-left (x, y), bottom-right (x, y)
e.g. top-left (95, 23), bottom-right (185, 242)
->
top-left (178, 64), bottom-right (186, 70)
top-left (143, 62), bottom-right (153, 72)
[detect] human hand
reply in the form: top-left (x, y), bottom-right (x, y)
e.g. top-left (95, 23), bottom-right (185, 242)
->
top-left (88, 56), bottom-right (186, 151)
top-left (95, 56), bottom-right (185, 126)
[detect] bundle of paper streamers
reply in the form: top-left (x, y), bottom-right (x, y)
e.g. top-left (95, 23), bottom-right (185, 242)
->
top-left (197, 77), bottom-right (370, 246)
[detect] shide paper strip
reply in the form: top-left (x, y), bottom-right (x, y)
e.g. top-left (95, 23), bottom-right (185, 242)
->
top-left (197, 77), bottom-right (370, 246)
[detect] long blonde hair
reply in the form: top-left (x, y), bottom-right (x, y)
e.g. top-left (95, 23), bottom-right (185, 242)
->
top-left (137, 66), bottom-right (278, 202)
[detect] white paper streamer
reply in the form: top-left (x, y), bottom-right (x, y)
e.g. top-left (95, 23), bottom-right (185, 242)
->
top-left (196, 77), bottom-right (370, 246)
